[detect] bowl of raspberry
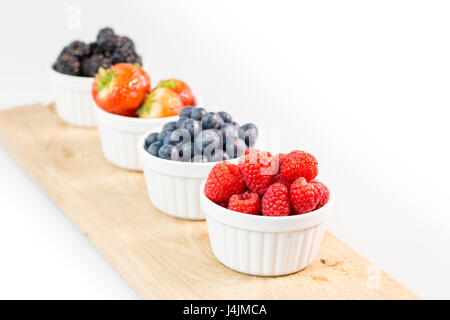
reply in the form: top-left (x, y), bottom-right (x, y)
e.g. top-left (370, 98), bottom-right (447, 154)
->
top-left (138, 107), bottom-right (259, 220)
top-left (49, 28), bottom-right (143, 127)
top-left (199, 148), bottom-right (332, 276)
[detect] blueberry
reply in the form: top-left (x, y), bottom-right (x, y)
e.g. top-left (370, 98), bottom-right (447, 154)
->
top-left (209, 149), bottom-right (230, 162)
top-left (201, 112), bottom-right (224, 129)
top-left (191, 154), bottom-right (208, 163)
top-left (158, 144), bottom-right (179, 160)
top-left (194, 129), bottom-right (221, 157)
top-left (144, 132), bottom-right (159, 148)
top-left (231, 121), bottom-right (241, 131)
top-left (181, 118), bottom-right (201, 138)
top-left (240, 123), bottom-right (258, 147)
top-left (158, 129), bottom-right (172, 142)
top-left (147, 141), bottom-right (163, 157)
top-left (218, 111), bottom-right (232, 123)
top-left (225, 138), bottom-right (247, 159)
top-left (190, 107), bottom-right (207, 121)
top-left (162, 121), bottom-right (177, 132)
top-left (220, 123), bottom-right (239, 145)
top-left (176, 116), bottom-right (189, 129)
top-left (165, 128), bottom-right (191, 145)
top-left (179, 106), bottom-right (195, 118)
top-left (177, 142), bottom-right (195, 162)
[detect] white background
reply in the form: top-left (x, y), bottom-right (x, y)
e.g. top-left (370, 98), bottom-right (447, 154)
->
top-left (1, 0), bottom-right (449, 299)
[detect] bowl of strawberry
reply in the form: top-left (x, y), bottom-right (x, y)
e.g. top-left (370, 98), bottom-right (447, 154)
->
top-left (138, 106), bottom-right (259, 220)
top-left (199, 148), bottom-right (332, 276)
top-left (92, 62), bottom-right (198, 171)
top-left (50, 27), bottom-right (143, 127)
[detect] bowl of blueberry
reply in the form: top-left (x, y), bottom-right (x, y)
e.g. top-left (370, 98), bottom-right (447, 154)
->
top-left (138, 106), bottom-right (258, 220)
top-left (49, 27), bottom-right (143, 127)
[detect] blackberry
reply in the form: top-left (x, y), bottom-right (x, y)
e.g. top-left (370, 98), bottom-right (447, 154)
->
top-left (54, 52), bottom-right (80, 75)
top-left (134, 54), bottom-right (143, 66)
top-left (116, 36), bottom-right (135, 51)
top-left (89, 42), bottom-right (102, 55)
top-left (65, 40), bottom-right (90, 58)
top-left (97, 27), bottom-right (116, 52)
top-left (81, 54), bottom-right (112, 77)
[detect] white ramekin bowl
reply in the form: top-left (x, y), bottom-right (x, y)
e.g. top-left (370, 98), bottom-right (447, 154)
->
top-left (138, 131), bottom-right (239, 220)
top-left (49, 66), bottom-right (96, 127)
top-left (94, 105), bottom-right (177, 171)
top-left (200, 182), bottom-right (332, 276)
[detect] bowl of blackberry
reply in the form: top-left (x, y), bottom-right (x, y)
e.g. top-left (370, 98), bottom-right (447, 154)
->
top-left (49, 27), bottom-right (143, 127)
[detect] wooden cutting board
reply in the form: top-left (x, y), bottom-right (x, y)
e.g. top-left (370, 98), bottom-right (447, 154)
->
top-left (0, 103), bottom-right (418, 299)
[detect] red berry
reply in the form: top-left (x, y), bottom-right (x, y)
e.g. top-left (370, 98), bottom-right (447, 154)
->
top-left (238, 149), bottom-right (277, 196)
top-left (204, 162), bottom-right (246, 203)
top-left (261, 183), bottom-right (290, 217)
top-left (228, 191), bottom-right (261, 215)
top-left (280, 150), bottom-right (318, 183)
top-left (217, 200), bottom-right (229, 208)
top-left (311, 180), bottom-right (330, 209)
top-left (272, 173), bottom-right (292, 190)
top-left (274, 153), bottom-right (288, 171)
top-left (289, 177), bottom-right (320, 214)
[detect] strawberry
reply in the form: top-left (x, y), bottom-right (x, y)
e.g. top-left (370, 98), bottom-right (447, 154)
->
top-left (238, 149), bottom-right (277, 197)
top-left (157, 78), bottom-right (196, 106)
top-left (137, 87), bottom-right (184, 118)
top-left (92, 63), bottom-right (150, 116)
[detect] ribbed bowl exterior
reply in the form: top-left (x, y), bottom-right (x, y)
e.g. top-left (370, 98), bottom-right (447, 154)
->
top-left (94, 106), bottom-right (177, 171)
top-left (143, 169), bottom-right (206, 220)
top-left (200, 181), bottom-right (332, 276)
top-left (138, 131), bottom-right (236, 220)
top-left (97, 125), bottom-right (144, 170)
top-left (206, 217), bottom-right (326, 276)
top-left (49, 68), bottom-right (96, 127)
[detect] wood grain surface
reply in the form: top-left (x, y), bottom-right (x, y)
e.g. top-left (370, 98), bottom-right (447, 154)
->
top-left (0, 104), bottom-right (418, 299)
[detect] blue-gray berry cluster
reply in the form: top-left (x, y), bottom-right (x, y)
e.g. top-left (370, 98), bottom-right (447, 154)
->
top-left (144, 106), bottom-right (259, 162)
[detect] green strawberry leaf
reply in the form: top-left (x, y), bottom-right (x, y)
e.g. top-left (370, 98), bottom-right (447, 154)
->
top-left (95, 67), bottom-right (114, 92)
top-left (157, 79), bottom-right (177, 89)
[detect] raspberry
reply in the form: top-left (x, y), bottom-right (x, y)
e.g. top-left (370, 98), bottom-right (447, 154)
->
top-left (217, 200), bottom-right (228, 208)
top-left (228, 191), bottom-right (261, 215)
top-left (289, 177), bottom-right (320, 214)
top-left (280, 150), bottom-right (318, 183)
top-left (272, 173), bottom-right (292, 189)
top-left (238, 149), bottom-right (277, 196)
top-left (204, 162), bottom-right (246, 203)
top-left (261, 183), bottom-right (290, 216)
top-left (273, 153), bottom-right (288, 172)
top-left (311, 180), bottom-right (330, 209)
top-left (278, 153), bottom-right (288, 166)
